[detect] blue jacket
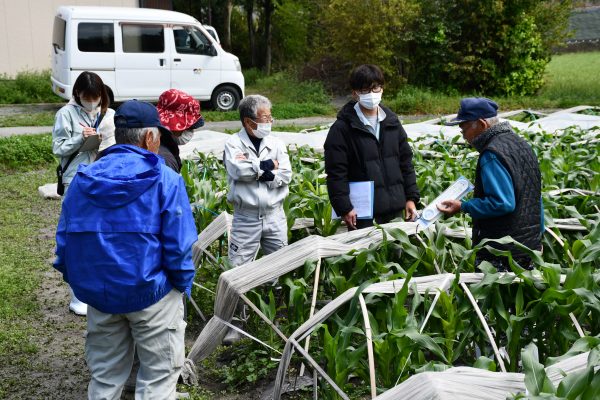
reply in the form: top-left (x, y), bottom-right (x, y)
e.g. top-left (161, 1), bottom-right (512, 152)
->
top-left (461, 151), bottom-right (544, 232)
top-left (54, 144), bottom-right (197, 314)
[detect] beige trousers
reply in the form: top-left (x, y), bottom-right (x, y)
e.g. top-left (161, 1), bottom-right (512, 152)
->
top-left (85, 289), bottom-right (186, 400)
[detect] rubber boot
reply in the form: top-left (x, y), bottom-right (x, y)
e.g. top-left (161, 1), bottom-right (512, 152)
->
top-left (69, 288), bottom-right (87, 316)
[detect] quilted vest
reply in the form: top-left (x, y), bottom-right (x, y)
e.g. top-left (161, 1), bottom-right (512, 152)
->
top-left (472, 123), bottom-right (542, 262)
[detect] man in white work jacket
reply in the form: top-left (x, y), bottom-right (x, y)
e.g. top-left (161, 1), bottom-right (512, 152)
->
top-left (223, 94), bottom-right (292, 343)
top-left (224, 94), bottom-right (292, 267)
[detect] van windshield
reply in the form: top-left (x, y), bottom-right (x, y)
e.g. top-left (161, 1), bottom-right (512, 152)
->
top-left (173, 26), bottom-right (213, 56)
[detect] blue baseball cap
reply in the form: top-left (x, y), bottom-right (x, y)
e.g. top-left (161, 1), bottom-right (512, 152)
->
top-left (446, 97), bottom-right (499, 125)
top-left (115, 100), bottom-right (171, 135)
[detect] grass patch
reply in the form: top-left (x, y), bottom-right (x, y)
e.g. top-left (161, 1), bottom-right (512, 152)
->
top-left (387, 51), bottom-right (600, 115)
top-left (0, 111), bottom-right (55, 127)
top-left (536, 51), bottom-right (600, 106)
top-left (246, 71), bottom-right (336, 118)
top-left (0, 70), bottom-right (62, 105)
top-left (200, 71), bottom-right (335, 121)
top-left (0, 134), bottom-right (56, 170)
top-left (0, 167), bottom-right (61, 361)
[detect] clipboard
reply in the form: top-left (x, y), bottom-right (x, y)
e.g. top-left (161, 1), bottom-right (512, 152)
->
top-left (332, 181), bottom-right (374, 220)
top-left (78, 134), bottom-right (101, 152)
top-left (417, 176), bottom-right (474, 229)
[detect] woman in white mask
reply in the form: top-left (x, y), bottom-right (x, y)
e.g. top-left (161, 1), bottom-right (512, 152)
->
top-left (52, 71), bottom-right (115, 316)
top-left (156, 89), bottom-right (205, 172)
top-left (324, 64), bottom-right (420, 231)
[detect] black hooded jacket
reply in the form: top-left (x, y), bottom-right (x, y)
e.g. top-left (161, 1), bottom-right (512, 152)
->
top-left (324, 101), bottom-right (419, 218)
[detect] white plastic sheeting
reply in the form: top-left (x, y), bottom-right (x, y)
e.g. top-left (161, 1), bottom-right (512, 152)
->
top-left (178, 106), bottom-right (599, 158)
top-left (372, 350), bottom-right (591, 400)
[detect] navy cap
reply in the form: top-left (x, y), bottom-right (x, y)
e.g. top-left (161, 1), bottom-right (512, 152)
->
top-left (114, 100), bottom-right (171, 135)
top-left (446, 97), bottom-right (499, 125)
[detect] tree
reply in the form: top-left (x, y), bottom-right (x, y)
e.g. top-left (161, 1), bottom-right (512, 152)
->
top-left (223, 0), bottom-right (234, 50)
top-left (405, 0), bottom-right (574, 95)
top-left (263, 0), bottom-right (275, 74)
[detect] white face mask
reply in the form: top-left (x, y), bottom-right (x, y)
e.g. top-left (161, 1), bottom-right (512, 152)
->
top-left (252, 122), bottom-right (271, 139)
top-left (358, 92), bottom-right (382, 110)
top-left (175, 130), bottom-right (194, 145)
top-left (81, 98), bottom-right (100, 113)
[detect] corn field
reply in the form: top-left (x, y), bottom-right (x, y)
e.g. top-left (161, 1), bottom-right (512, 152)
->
top-left (181, 123), bottom-right (600, 399)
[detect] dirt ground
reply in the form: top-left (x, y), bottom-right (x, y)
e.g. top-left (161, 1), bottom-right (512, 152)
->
top-left (1, 211), bottom-right (278, 400)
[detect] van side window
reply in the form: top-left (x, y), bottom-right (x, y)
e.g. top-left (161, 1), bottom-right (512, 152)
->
top-left (173, 26), bottom-right (213, 56)
top-left (78, 23), bottom-right (114, 52)
top-left (122, 25), bottom-right (165, 53)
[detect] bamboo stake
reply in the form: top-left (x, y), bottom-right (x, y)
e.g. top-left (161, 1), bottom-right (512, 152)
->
top-left (289, 338), bottom-right (350, 400)
top-left (460, 282), bottom-right (507, 373)
top-left (192, 281), bottom-right (215, 294)
top-left (395, 277), bottom-right (451, 387)
top-left (545, 226), bottom-right (575, 263)
top-left (359, 293), bottom-right (377, 399)
top-left (300, 258), bottom-right (322, 377)
top-left (313, 370), bottom-right (318, 400)
top-left (187, 293), bottom-right (206, 321)
top-left (569, 312), bottom-right (585, 338)
top-left (202, 248), bottom-right (225, 270)
top-left (239, 293), bottom-right (288, 343)
top-left (420, 276), bottom-right (452, 333)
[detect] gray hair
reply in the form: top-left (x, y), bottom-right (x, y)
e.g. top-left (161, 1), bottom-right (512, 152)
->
top-left (238, 95), bottom-right (272, 124)
top-left (485, 116), bottom-right (500, 127)
top-left (115, 127), bottom-right (160, 145)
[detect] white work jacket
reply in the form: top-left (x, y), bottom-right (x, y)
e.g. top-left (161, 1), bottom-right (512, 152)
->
top-left (224, 128), bottom-right (292, 217)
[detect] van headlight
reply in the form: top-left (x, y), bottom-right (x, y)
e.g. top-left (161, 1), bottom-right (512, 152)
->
top-left (234, 59), bottom-right (241, 72)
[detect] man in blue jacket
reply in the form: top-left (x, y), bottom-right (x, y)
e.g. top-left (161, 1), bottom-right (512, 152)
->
top-left (437, 98), bottom-right (543, 271)
top-left (54, 100), bottom-right (197, 399)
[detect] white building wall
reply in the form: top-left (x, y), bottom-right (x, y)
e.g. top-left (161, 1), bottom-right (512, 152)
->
top-left (0, 0), bottom-right (138, 77)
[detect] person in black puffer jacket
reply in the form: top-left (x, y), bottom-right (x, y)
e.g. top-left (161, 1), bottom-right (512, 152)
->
top-left (325, 64), bottom-right (420, 230)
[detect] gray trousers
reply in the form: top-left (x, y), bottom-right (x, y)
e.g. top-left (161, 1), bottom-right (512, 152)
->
top-left (85, 289), bottom-right (186, 400)
top-left (228, 207), bottom-right (288, 267)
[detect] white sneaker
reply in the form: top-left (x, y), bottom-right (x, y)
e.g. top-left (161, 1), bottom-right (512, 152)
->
top-left (69, 290), bottom-right (88, 316)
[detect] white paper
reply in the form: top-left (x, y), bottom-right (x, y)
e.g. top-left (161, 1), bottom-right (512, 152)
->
top-left (417, 176), bottom-right (474, 229)
top-left (332, 181), bottom-right (374, 220)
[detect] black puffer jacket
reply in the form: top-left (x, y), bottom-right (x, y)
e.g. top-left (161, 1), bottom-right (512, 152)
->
top-left (324, 101), bottom-right (419, 218)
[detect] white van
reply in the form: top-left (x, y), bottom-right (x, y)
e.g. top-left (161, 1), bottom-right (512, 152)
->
top-left (51, 6), bottom-right (244, 111)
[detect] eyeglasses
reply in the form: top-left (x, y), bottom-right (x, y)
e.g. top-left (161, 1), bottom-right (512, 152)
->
top-left (254, 115), bottom-right (274, 123)
top-left (357, 85), bottom-right (384, 95)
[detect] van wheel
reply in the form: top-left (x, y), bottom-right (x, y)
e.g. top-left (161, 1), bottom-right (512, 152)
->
top-left (211, 85), bottom-right (239, 112)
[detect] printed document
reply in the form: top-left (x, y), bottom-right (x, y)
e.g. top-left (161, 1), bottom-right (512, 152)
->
top-left (332, 181), bottom-right (374, 219)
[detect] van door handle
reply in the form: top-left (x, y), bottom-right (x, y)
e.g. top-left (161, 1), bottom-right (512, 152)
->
top-left (173, 58), bottom-right (181, 62)
top-left (159, 58), bottom-right (166, 66)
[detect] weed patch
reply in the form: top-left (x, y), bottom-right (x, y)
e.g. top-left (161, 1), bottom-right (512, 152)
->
top-left (0, 133), bottom-right (55, 170)
top-left (0, 70), bottom-right (62, 104)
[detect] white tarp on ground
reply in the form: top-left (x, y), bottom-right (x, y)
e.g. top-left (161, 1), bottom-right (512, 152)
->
top-left (372, 351), bottom-right (591, 400)
top-left (178, 106), bottom-right (599, 158)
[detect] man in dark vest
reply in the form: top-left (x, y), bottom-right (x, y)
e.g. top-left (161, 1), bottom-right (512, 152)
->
top-left (437, 97), bottom-right (543, 271)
